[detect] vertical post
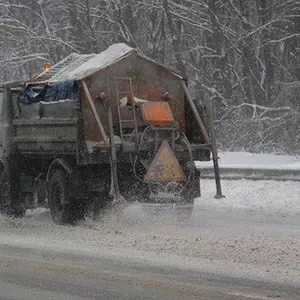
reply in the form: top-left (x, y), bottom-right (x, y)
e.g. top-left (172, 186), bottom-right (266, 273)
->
top-left (108, 103), bottom-right (120, 200)
top-left (114, 78), bottom-right (124, 143)
top-left (82, 80), bottom-right (108, 144)
top-left (181, 81), bottom-right (210, 144)
top-left (206, 96), bottom-right (224, 199)
top-left (107, 74), bottom-right (125, 205)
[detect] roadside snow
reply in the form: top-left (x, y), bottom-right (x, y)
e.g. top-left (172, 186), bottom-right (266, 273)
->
top-left (197, 151), bottom-right (300, 170)
top-left (199, 179), bottom-right (300, 216)
top-left (0, 179), bottom-right (299, 287)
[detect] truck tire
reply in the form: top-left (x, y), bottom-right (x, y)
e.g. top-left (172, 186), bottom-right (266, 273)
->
top-left (83, 192), bottom-right (111, 221)
top-left (0, 168), bottom-right (26, 218)
top-left (48, 169), bottom-right (76, 225)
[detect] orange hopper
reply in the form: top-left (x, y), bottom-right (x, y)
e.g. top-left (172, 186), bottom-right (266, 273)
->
top-left (140, 102), bottom-right (174, 126)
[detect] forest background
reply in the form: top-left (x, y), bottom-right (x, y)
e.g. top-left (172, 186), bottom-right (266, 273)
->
top-left (1, 0), bottom-right (300, 154)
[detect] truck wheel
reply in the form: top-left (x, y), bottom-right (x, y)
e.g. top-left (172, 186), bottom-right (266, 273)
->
top-left (83, 192), bottom-right (111, 221)
top-left (49, 169), bottom-right (76, 225)
top-left (0, 168), bottom-right (26, 218)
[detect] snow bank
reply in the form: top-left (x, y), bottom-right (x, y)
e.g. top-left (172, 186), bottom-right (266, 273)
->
top-left (198, 179), bottom-right (300, 216)
top-left (0, 178), bottom-right (299, 287)
top-left (197, 151), bottom-right (300, 170)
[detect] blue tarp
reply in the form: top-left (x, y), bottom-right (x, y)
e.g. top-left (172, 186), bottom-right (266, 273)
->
top-left (19, 80), bottom-right (79, 104)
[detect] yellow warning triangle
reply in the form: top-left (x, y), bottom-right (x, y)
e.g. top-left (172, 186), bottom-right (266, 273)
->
top-left (144, 140), bottom-right (186, 183)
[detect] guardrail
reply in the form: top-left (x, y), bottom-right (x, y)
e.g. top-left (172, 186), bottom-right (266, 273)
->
top-left (198, 166), bottom-right (300, 181)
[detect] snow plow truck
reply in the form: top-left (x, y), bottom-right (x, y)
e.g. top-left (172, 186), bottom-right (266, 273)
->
top-left (0, 44), bottom-right (221, 224)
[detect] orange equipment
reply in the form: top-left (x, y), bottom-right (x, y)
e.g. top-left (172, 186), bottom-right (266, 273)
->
top-left (140, 102), bottom-right (174, 126)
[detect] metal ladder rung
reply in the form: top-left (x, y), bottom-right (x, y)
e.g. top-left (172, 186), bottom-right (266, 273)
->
top-left (115, 77), bottom-right (138, 146)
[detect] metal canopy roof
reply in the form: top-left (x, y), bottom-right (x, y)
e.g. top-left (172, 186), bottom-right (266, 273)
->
top-left (25, 43), bottom-right (183, 85)
top-left (28, 53), bottom-right (94, 84)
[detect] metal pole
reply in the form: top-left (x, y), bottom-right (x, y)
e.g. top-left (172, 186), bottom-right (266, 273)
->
top-left (206, 96), bottom-right (224, 199)
top-left (107, 104), bottom-right (120, 200)
top-left (107, 74), bottom-right (125, 206)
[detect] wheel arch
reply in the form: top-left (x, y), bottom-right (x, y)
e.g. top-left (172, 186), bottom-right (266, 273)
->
top-left (46, 158), bottom-right (74, 183)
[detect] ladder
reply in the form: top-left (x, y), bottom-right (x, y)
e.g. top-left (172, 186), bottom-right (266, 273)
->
top-left (115, 77), bottom-right (139, 147)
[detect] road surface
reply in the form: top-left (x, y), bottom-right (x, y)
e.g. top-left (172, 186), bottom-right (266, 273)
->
top-left (0, 179), bottom-right (299, 299)
top-left (0, 243), bottom-right (298, 300)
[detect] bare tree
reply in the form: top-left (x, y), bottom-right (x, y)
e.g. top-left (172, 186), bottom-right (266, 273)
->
top-left (1, 0), bottom-right (300, 153)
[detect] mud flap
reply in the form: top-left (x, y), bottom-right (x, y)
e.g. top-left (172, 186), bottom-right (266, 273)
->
top-left (182, 169), bottom-right (201, 201)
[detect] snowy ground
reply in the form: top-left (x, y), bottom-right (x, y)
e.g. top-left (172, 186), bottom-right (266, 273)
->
top-left (197, 151), bottom-right (300, 181)
top-left (197, 151), bottom-right (300, 170)
top-left (200, 179), bottom-right (300, 216)
top-left (0, 179), bottom-right (299, 296)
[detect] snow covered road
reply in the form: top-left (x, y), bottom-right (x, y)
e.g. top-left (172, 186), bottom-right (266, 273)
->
top-left (0, 179), bottom-right (299, 299)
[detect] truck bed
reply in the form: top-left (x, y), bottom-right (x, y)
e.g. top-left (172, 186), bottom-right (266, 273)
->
top-left (13, 99), bottom-right (79, 155)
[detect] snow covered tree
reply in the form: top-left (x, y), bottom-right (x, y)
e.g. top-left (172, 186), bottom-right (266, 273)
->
top-left (1, 0), bottom-right (300, 153)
